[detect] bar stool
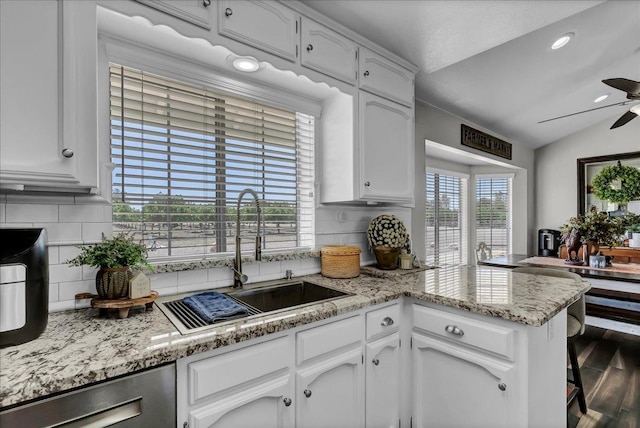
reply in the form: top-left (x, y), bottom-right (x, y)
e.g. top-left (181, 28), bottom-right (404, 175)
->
top-left (512, 266), bottom-right (588, 414)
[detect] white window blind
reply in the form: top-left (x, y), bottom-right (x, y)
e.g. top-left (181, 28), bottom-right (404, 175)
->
top-left (425, 171), bottom-right (468, 266)
top-left (475, 176), bottom-right (512, 258)
top-left (110, 64), bottom-right (314, 259)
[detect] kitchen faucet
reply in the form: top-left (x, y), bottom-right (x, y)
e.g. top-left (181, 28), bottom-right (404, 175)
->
top-left (233, 189), bottom-right (262, 288)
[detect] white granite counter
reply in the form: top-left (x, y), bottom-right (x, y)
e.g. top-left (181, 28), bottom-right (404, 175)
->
top-left (0, 265), bottom-right (589, 409)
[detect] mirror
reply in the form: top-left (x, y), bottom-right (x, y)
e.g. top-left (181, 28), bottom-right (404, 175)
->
top-left (577, 151), bottom-right (640, 216)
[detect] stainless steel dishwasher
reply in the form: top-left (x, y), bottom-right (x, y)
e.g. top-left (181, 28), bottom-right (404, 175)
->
top-left (0, 363), bottom-right (175, 427)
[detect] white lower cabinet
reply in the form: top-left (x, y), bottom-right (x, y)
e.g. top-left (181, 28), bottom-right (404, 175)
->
top-left (365, 333), bottom-right (401, 428)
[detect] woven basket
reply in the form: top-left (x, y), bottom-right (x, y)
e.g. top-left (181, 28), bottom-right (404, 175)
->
top-left (321, 245), bottom-right (361, 278)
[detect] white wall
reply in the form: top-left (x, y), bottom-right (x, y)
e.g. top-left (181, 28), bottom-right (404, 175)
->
top-left (534, 115), bottom-right (640, 232)
top-left (413, 101), bottom-right (536, 260)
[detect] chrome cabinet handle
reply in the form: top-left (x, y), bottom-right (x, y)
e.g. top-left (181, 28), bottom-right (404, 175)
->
top-left (61, 148), bottom-right (74, 158)
top-left (303, 389), bottom-right (312, 398)
top-left (381, 317), bottom-right (394, 327)
top-left (283, 397), bottom-right (292, 406)
top-left (498, 383), bottom-right (507, 391)
top-left (372, 358), bottom-right (380, 366)
top-left (364, 181), bottom-right (370, 187)
top-left (202, 0), bottom-right (211, 6)
top-left (225, 7), bottom-right (233, 16)
top-left (363, 70), bottom-right (370, 77)
top-left (445, 324), bottom-right (464, 336)
top-left (307, 44), bottom-right (313, 52)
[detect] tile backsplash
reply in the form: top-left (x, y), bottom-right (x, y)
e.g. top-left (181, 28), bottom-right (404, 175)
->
top-left (0, 194), bottom-right (410, 313)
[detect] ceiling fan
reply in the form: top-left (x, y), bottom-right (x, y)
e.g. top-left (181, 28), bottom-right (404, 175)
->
top-left (538, 78), bottom-right (640, 128)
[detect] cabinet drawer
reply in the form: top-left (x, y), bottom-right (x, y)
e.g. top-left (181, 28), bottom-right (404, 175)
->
top-left (297, 315), bottom-right (362, 365)
top-left (135, 0), bottom-right (213, 29)
top-left (366, 303), bottom-right (400, 340)
top-left (358, 47), bottom-right (414, 107)
top-left (301, 17), bottom-right (357, 84)
top-left (187, 336), bottom-right (290, 404)
top-left (412, 305), bottom-right (515, 360)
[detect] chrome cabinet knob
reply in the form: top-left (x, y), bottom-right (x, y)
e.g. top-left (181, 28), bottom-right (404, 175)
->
top-left (225, 7), bottom-right (233, 16)
top-left (307, 44), bottom-right (313, 52)
top-left (364, 181), bottom-right (370, 187)
top-left (498, 383), bottom-right (507, 391)
top-left (372, 358), bottom-right (380, 366)
top-left (202, 0), bottom-right (211, 6)
top-left (283, 397), bottom-right (292, 407)
top-left (381, 317), bottom-right (394, 327)
top-left (303, 389), bottom-right (312, 398)
top-left (445, 324), bottom-right (464, 336)
top-left (363, 70), bottom-right (370, 77)
top-left (61, 148), bottom-right (74, 158)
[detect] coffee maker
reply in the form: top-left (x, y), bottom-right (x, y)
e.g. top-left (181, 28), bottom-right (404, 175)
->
top-left (538, 229), bottom-right (561, 257)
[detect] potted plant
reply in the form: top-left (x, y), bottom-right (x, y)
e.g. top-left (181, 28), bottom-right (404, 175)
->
top-left (367, 214), bottom-right (409, 270)
top-left (560, 209), bottom-right (625, 263)
top-left (66, 233), bottom-right (151, 300)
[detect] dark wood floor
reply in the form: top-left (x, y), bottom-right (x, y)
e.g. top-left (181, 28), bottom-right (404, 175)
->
top-left (568, 326), bottom-right (640, 428)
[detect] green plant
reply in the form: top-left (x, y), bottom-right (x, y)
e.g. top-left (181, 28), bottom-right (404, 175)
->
top-left (367, 215), bottom-right (409, 249)
top-left (559, 209), bottom-right (625, 248)
top-left (66, 233), bottom-right (152, 270)
top-left (592, 164), bottom-right (640, 204)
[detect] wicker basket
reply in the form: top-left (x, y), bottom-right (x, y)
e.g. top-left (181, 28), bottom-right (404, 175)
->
top-left (321, 245), bottom-right (361, 278)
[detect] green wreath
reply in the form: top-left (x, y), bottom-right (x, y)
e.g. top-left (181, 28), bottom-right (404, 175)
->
top-left (592, 164), bottom-right (640, 204)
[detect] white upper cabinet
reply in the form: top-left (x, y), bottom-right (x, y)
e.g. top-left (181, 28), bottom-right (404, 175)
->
top-left (0, 0), bottom-right (98, 193)
top-left (217, 0), bottom-right (298, 61)
top-left (359, 92), bottom-right (414, 204)
top-left (359, 47), bottom-right (414, 107)
top-left (300, 17), bottom-right (357, 85)
top-left (135, 0), bottom-right (214, 29)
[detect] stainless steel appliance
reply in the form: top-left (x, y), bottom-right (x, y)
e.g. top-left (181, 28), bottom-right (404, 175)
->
top-left (538, 229), bottom-right (561, 257)
top-left (0, 228), bottom-right (48, 347)
top-left (0, 364), bottom-right (176, 427)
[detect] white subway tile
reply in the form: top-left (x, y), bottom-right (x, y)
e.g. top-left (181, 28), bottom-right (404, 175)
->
top-left (241, 263), bottom-right (259, 278)
top-left (253, 272), bottom-right (283, 283)
top-left (34, 222), bottom-right (82, 244)
top-left (208, 267), bottom-right (233, 282)
top-left (177, 282), bottom-right (214, 294)
top-left (75, 299), bottom-right (92, 310)
top-left (5, 194), bottom-right (74, 205)
top-left (0, 222), bottom-right (33, 229)
top-left (49, 264), bottom-right (83, 283)
top-left (0, 203), bottom-right (5, 223)
top-left (49, 283), bottom-right (59, 302)
top-left (280, 259), bottom-right (301, 273)
top-left (47, 246), bottom-right (59, 264)
top-left (58, 279), bottom-right (95, 300)
top-left (6, 204), bottom-right (58, 223)
top-left (59, 205), bottom-right (105, 223)
top-left (49, 300), bottom-right (76, 312)
top-left (59, 245), bottom-right (81, 264)
top-left (155, 287), bottom-right (179, 297)
top-left (148, 272), bottom-right (178, 290)
top-left (259, 261), bottom-right (281, 276)
top-left (81, 223), bottom-right (112, 242)
top-left (82, 265), bottom-right (99, 281)
top-left (215, 278), bottom-right (234, 288)
top-left (177, 269), bottom-right (208, 286)
top-left (300, 257), bottom-right (321, 271)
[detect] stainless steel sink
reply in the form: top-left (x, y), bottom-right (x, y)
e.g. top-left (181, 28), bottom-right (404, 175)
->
top-left (157, 280), bottom-right (351, 335)
top-left (226, 281), bottom-right (350, 313)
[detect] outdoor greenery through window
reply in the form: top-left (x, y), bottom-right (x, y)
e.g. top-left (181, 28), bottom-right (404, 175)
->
top-left (475, 176), bottom-right (512, 258)
top-left (110, 64), bottom-right (314, 260)
top-left (425, 171), bottom-right (467, 266)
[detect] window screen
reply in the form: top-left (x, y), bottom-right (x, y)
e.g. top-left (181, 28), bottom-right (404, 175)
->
top-left (475, 176), bottom-right (512, 258)
top-left (110, 64), bottom-right (314, 259)
top-left (425, 171), bottom-right (468, 266)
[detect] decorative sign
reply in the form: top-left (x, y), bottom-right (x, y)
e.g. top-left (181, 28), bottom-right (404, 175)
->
top-left (129, 271), bottom-right (151, 299)
top-left (461, 124), bottom-right (512, 160)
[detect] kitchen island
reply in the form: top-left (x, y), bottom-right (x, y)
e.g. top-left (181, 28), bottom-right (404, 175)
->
top-left (0, 265), bottom-right (589, 427)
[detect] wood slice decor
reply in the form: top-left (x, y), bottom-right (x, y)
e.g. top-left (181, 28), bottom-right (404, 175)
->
top-left (77, 291), bottom-right (159, 319)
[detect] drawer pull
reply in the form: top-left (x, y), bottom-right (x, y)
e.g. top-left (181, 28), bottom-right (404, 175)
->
top-left (498, 383), bottom-right (507, 391)
top-left (202, 0), bottom-right (211, 6)
top-left (303, 389), bottom-right (312, 398)
top-left (225, 7), bottom-right (233, 17)
top-left (61, 148), bottom-right (74, 158)
top-left (283, 397), bottom-right (292, 406)
top-left (364, 70), bottom-right (370, 77)
top-left (372, 358), bottom-right (380, 366)
top-left (381, 317), bottom-right (394, 327)
top-left (445, 324), bottom-right (464, 336)
top-left (307, 44), bottom-right (313, 52)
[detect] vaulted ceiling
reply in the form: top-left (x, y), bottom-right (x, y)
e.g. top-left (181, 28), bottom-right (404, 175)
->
top-left (300, 0), bottom-right (640, 149)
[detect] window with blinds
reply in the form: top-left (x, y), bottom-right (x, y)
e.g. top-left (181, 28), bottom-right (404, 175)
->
top-left (109, 64), bottom-right (314, 259)
top-left (425, 171), bottom-right (467, 266)
top-left (475, 176), bottom-right (512, 258)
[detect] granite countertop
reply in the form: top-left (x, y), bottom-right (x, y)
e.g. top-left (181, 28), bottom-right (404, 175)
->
top-left (479, 254), bottom-right (640, 283)
top-left (0, 265), bottom-right (589, 409)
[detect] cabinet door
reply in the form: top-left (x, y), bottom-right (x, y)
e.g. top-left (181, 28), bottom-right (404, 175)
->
top-left (412, 333), bottom-right (515, 428)
top-left (359, 47), bottom-right (414, 107)
top-left (188, 374), bottom-right (294, 428)
top-left (135, 0), bottom-right (213, 29)
top-left (366, 333), bottom-right (401, 428)
top-left (296, 348), bottom-right (364, 427)
top-left (300, 17), bottom-right (357, 84)
top-left (359, 92), bottom-right (414, 204)
top-left (218, 0), bottom-right (297, 61)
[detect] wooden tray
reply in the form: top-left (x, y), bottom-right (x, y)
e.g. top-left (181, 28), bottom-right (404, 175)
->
top-left (76, 291), bottom-right (159, 319)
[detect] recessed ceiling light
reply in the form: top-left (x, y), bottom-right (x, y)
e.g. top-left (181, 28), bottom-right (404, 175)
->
top-left (593, 94), bottom-right (609, 103)
top-left (232, 57), bottom-right (260, 72)
top-left (551, 32), bottom-right (574, 50)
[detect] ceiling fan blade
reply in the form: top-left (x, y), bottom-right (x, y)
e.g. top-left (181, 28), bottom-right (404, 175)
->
top-left (602, 78), bottom-right (640, 95)
top-left (610, 110), bottom-right (638, 129)
top-left (537, 101), bottom-right (628, 124)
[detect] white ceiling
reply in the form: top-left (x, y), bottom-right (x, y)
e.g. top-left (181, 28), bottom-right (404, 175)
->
top-left (299, 0), bottom-right (640, 150)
